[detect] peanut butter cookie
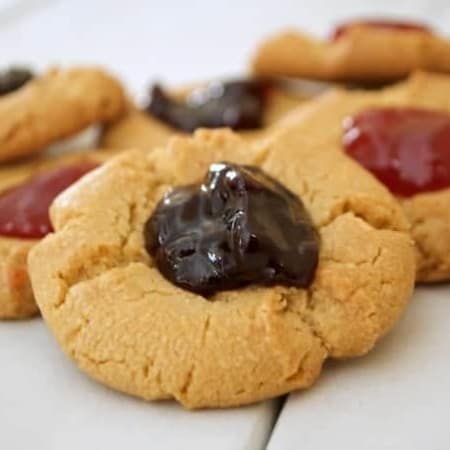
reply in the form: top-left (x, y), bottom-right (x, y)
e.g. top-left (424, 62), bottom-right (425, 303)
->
top-left (0, 66), bottom-right (126, 162)
top-left (29, 128), bottom-right (414, 408)
top-left (100, 79), bottom-right (309, 151)
top-left (272, 71), bottom-right (450, 281)
top-left (253, 20), bottom-right (450, 82)
top-left (0, 152), bottom-right (107, 319)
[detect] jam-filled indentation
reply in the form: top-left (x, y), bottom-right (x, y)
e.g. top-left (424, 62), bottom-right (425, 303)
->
top-left (145, 162), bottom-right (319, 296)
top-left (343, 108), bottom-right (450, 197)
top-left (0, 162), bottom-right (98, 239)
top-left (0, 67), bottom-right (34, 96)
top-left (331, 19), bottom-right (431, 41)
top-left (145, 80), bottom-right (268, 132)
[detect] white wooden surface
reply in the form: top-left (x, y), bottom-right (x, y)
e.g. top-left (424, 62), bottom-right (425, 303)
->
top-left (0, 320), bottom-right (276, 450)
top-left (268, 286), bottom-right (450, 450)
top-left (0, 1), bottom-right (450, 449)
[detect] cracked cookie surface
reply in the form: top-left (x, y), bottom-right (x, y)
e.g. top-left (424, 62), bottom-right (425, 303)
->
top-left (100, 84), bottom-right (309, 151)
top-left (0, 67), bottom-right (126, 162)
top-left (252, 25), bottom-right (450, 82)
top-left (0, 151), bottom-right (108, 319)
top-left (28, 128), bottom-right (415, 408)
top-left (271, 71), bottom-right (450, 281)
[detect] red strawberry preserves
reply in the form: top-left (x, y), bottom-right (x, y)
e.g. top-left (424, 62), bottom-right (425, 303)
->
top-left (0, 162), bottom-right (98, 239)
top-left (331, 19), bottom-right (430, 41)
top-left (343, 108), bottom-right (450, 197)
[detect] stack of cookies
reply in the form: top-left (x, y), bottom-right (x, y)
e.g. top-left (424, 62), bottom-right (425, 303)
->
top-left (2, 18), bottom-right (450, 410)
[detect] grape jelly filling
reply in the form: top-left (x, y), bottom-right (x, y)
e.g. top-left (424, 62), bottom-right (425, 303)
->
top-left (343, 108), bottom-right (450, 197)
top-left (0, 67), bottom-right (34, 96)
top-left (145, 162), bottom-right (319, 296)
top-left (145, 79), bottom-right (268, 132)
top-left (0, 162), bottom-right (98, 239)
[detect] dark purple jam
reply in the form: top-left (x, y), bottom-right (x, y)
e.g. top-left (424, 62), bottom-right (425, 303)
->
top-left (145, 162), bottom-right (319, 295)
top-left (0, 67), bottom-right (34, 96)
top-left (145, 79), bottom-right (268, 132)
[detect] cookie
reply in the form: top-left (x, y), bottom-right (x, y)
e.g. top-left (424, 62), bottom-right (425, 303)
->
top-left (272, 70), bottom-right (450, 281)
top-left (0, 151), bottom-right (108, 319)
top-left (28, 128), bottom-right (414, 409)
top-left (252, 19), bottom-right (450, 82)
top-left (0, 66), bottom-right (126, 162)
top-left (100, 80), bottom-right (309, 151)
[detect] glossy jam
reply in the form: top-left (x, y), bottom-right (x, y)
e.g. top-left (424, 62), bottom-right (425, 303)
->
top-left (0, 67), bottom-right (34, 96)
top-left (145, 79), bottom-right (268, 132)
top-left (331, 19), bottom-right (431, 40)
top-left (145, 162), bottom-right (319, 296)
top-left (343, 108), bottom-right (450, 197)
top-left (0, 162), bottom-right (98, 239)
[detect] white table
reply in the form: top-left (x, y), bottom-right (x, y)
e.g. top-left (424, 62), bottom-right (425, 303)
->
top-left (0, 320), bottom-right (276, 450)
top-left (0, 1), bottom-right (449, 449)
top-left (268, 286), bottom-right (450, 450)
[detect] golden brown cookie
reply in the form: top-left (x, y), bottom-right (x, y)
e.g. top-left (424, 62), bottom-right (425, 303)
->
top-left (0, 67), bottom-right (126, 162)
top-left (252, 20), bottom-right (450, 82)
top-left (29, 128), bottom-right (414, 409)
top-left (0, 151), bottom-right (108, 319)
top-left (100, 82), bottom-right (310, 151)
top-left (271, 70), bottom-right (450, 281)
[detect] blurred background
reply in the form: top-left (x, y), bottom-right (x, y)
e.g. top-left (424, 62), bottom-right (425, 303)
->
top-left (1, 0), bottom-right (450, 95)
